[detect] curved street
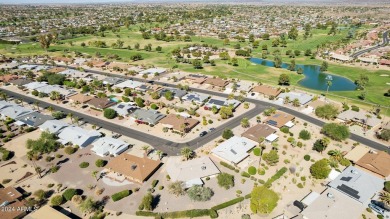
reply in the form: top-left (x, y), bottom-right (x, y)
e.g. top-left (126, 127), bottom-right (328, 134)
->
top-left (351, 29), bottom-right (389, 58)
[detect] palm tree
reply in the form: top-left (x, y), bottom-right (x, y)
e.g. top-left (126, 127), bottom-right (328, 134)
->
top-left (241, 117), bottom-right (250, 128)
top-left (67, 113), bottom-right (74, 124)
top-left (379, 191), bottom-right (390, 206)
top-left (365, 114), bottom-right (372, 132)
top-left (0, 92), bottom-right (8, 101)
top-left (18, 98), bottom-right (24, 106)
top-left (142, 145), bottom-right (150, 156)
top-left (50, 91), bottom-right (61, 103)
top-left (292, 98), bottom-right (300, 107)
top-left (74, 117), bottom-right (79, 125)
top-left (180, 147), bottom-right (194, 161)
top-left (156, 150), bottom-right (163, 160)
top-left (47, 106), bottom-right (54, 113)
top-left (327, 149), bottom-right (343, 162)
top-left (283, 96), bottom-right (290, 105)
top-left (326, 81), bottom-right (332, 94)
top-left (92, 170), bottom-right (99, 181)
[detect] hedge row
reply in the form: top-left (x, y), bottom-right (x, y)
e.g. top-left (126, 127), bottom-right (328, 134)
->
top-left (211, 197), bottom-right (244, 211)
top-left (220, 161), bottom-right (235, 171)
top-left (111, 190), bottom-right (131, 202)
top-left (264, 167), bottom-right (287, 188)
top-left (136, 209), bottom-right (213, 218)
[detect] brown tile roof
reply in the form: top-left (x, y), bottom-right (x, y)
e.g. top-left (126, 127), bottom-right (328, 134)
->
top-left (89, 60), bottom-right (108, 67)
top-left (356, 151), bottom-right (390, 178)
top-left (265, 111), bottom-right (295, 128)
top-left (47, 67), bottom-right (67, 73)
top-left (88, 98), bottom-right (116, 109)
top-left (241, 124), bottom-right (276, 142)
top-left (204, 78), bottom-right (229, 87)
top-left (0, 74), bottom-right (18, 82)
top-left (251, 85), bottom-right (281, 97)
top-left (159, 114), bottom-right (200, 133)
top-left (68, 93), bottom-right (94, 104)
top-left (185, 75), bottom-right (207, 84)
top-left (0, 187), bottom-right (26, 219)
top-left (106, 153), bottom-right (161, 183)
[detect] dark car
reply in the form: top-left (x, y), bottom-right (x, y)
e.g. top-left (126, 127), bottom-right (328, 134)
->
top-left (209, 128), bottom-right (216, 132)
top-left (199, 131), bottom-right (208, 137)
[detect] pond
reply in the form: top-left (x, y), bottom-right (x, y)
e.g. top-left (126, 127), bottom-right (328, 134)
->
top-left (249, 58), bottom-right (357, 91)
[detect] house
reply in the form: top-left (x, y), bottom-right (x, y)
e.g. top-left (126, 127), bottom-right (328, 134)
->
top-left (205, 97), bottom-right (226, 109)
top-left (18, 64), bottom-right (37, 70)
top-left (53, 56), bottom-right (74, 64)
top-left (39, 120), bottom-right (69, 134)
top-left (110, 103), bottom-right (138, 116)
top-left (250, 85), bottom-right (281, 97)
top-left (182, 92), bottom-right (209, 105)
top-left (102, 77), bottom-right (126, 85)
top-left (26, 205), bottom-right (71, 219)
top-left (0, 187), bottom-right (26, 219)
top-left (130, 109), bottom-right (166, 125)
top-left (88, 98), bottom-right (116, 110)
top-left (58, 126), bottom-right (101, 147)
top-left (67, 93), bottom-right (94, 104)
top-left (0, 75), bottom-right (18, 83)
top-left (91, 137), bottom-right (129, 157)
top-left (24, 81), bottom-right (48, 90)
top-left (265, 112), bottom-right (295, 128)
top-left (9, 78), bottom-right (33, 86)
top-left (344, 145), bottom-right (370, 163)
top-left (211, 136), bottom-right (257, 164)
top-left (16, 111), bottom-right (53, 127)
top-left (35, 85), bottom-right (76, 98)
top-left (185, 74), bottom-right (207, 84)
top-left (159, 114), bottom-right (199, 133)
top-left (34, 65), bottom-right (51, 72)
top-left (139, 67), bottom-right (166, 75)
top-left (356, 151), bottom-right (390, 178)
top-left (88, 60), bottom-right (108, 68)
top-left (278, 92), bottom-right (313, 105)
top-left (204, 77), bottom-right (229, 87)
top-left (301, 188), bottom-right (364, 219)
top-left (166, 156), bottom-right (220, 188)
top-left (159, 88), bottom-right (187, 99)
top-left (59, 69), bottom-right (89, 79)
top-left (0, 105), bottom-right (33, 119)
top-left (241, 124), bottom-right (278, 143)
top-left (105, 153), bottom-right (161, 183)
top-left (0, 100), bottom-right (15, 110)
top-left (0, 62), bottom-right (19, 70)
top-left (113, 80), bottom-right (144, 89)
top-left (127, 66), bottom-right (144, 73)
top-left (47, 67), bottom-right (67, 74)
top-left (337, 110), bottom-right (381, 128)
top-left (328, 166), bottom-right (384, 204)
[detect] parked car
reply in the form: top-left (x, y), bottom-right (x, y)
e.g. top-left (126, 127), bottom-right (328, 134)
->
top-left (209, 128), bottom-right (216, 132)
top-left (199, 131), bottom-right (208, 137)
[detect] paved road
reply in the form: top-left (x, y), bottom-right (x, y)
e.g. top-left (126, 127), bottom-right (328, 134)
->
top-left (7, 64), bottom-right (388, 154)
top-left (351, 30), bottom-right (389, 58)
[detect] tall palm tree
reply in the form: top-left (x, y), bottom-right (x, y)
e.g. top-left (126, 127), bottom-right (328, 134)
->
top-left (156, 150), bottom-right (163, 160)
top-left (326, 81), bottom-right (332, 94)
top-left (283, 96), bottom-right (290, 105)
top-left (50, 91), bottom-right (61, 103)
top-left (92, 170), bottom-right (99, 181)
top-left (180, 147), bottom-right (193, 161)
top-left (365, 114), bottom-right (372, 132)
top-left (142, 145), bottom-right (150, 156)
top-left (327, 149), bottom-right (343, 162)
top-left (292, 98), bottom-right (300, 107)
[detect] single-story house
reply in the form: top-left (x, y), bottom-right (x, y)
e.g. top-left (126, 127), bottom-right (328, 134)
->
top-left (35, 85), bottom-right (76, 97)
top-left (58, 126), bottom-right (101, 147)
top-left (110, 103), bottom-right (138, 116)
top-left (67, 93), bottom-right (94, 104)
top-left (241, 124), bottom-right (278, 143)
top-left (328, 166), bottom-right (384, 204)
top-left (88, 98), bottom-right (116, 110)
top-left (47, 67), bottom-right (67, 74)
top-left (127, 66), bottom-right (144, 73)
top-left (16, 111), bottom-right (53, 127)
top-left (185, 74), bottom-right (207, 84)
top-left (330, 53), bottom-right (351, 62)
top-left (18, 64), bottom-right (37, 70)
top-left (105, 153), bottom-right (161, 183)
top-left (24, 81), bottom-right (48, 90)
top-left (102, 77), bottom-right (126, 85)
top-left (9, 78), bottom-right (33, 86)
top-left (337, 110), bottom-right (381, 128)
top-left (34, 65), bottom-right (51, 71)
top-left (73, 58), bottom-right (86, 66)
top-left (0, 62), bottom-right (19, 70)
top-left (0, 187), bottom-right (27, 219)
top-left (182, 92), bottom-right (209, 105)
top-left (0, 75), bottom-right (18, 83)
top-left (301, 188), bottom-right (364, 219)
top-left (26, 205), bottom-right (71, 219)
top-left (166, 156), bottom-right (220, 188)
top-left (59, 69), bottom-right (89, 79)
top-left (91, 137), bottom-right (129, 157)
top-left (39, 120), bottom-right (69, 134)
top-left (250, 85), bottom-right (281, 97)
top-left (204, 98), bottom-right (226, 109)
top-left (130, 109), bottom-right (166, 125)
top-left (0, 100), bottom-right (15, 110)
top-left (0, 105), bottom-right (33, 119)
top-left (159, 88), bottom-right (187, 99)
top-left (113, 80), bottom-right (144, 89)
top-left (159, 114), bottom-right (199, 133)
top-left (88, 60), bottom-right (108, 68)
top-left (211, 136), bottom-right (257, 164)
top-left (265, 112), bottom-right (295, 128)
top-left (139, 67), bottom-right (166, 75)
top-left (344, 145), bottom-right (370, 163)
top-left (356, 151), bottom-right (390, 179)
top-left (204, 77), bottom-right (229, 88)
top-left (53, 56), bottom-right (74, 64)
top-left (278, 92), bottom-right (313, 105)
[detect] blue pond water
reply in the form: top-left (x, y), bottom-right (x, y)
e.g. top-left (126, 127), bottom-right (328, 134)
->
top-left (250, 58), bottom-right (357, 91)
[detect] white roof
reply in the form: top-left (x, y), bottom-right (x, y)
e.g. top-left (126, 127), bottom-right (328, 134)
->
top-left (331, 53), bottom-right (351, 61)
top-left (34, 65), bottom-right (51, 71)
top-left (211, 136), bottom-right (257, 164)
top-left (301, 191), bottom-right (320, 206)
top-left (0, 105), bottom-right (33, 119)
top-left (337, 110), bottom-right (381, 127)
top-left (166, 156), bottom-right (220, 185)
top-left (24, 82), bottom-right (48, 90)
top-left (59, 69), bottom-right (89, 78)
top-left (39, 120), bottom-right (69, 134)
top-left (91, 137), bottom-right (128, 157)
top-left (285, 121), bottom-right (295, 128)
top-left (58, 126), bottom-right (101, 147)
top-left (18, 64), bottom-right (37, 70)
top-left (328, 169), bottom-right (341, 180)
top-left (113, 80), bottom-right (144, 89)
top-left (278, 92), bottom-right (313, 105)
top-left (182, 92), bottom-right (209, 103)
top-left (139, 67), bottom-right (166, 75)
top-left (183, 178), bottom-right (204, 189)
top-left (35, 85), bottom-right (75, 96)
top-left (265, 133), bottom-right (278, 142)
top-left (0, 100), bottom-right (16, 110)
top-left (110, 103), bottom-right (138, 116)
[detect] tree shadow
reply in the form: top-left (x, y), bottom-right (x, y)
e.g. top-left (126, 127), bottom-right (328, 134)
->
top-left (56, 158), bottom-right (69, 166)
top-left (152, 194), bottom-right (161, 210)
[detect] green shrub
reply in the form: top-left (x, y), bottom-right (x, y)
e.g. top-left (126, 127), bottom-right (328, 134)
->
top-left (211, 197), bottom-right (245, 211)
top-left (64, 146), bottom-right (76, 155)
top-left (339, 158), bottom-right (351, 167)
top-left (385, 181), bottom-right (390, 192)
top-left (95, 159), bottom-right (106, 167)
top-left (299, 130), bottom-right (311, 140)
top-left (304, 155), bottom-right (310, 161)
top-left (209, 209), bottom-right (218, 218)
top-left (297, 183), bottom-right (304, 188)
top-left (264, 167), bottom-right (287, 188)
top-left (51, 165), bottom-right (60, 173)
top-left (50, 195), bottom-right (63, 206)
top-left (2, 179), bottom-right (11, 184)
top-left (103, 108), bottom-right (117, 119)
top-left (135, 211), bottom-right (157, 217)
top-left (151, 180), bottom-right (159, 188)
top-left (248, 166), bottom-right (257, 175)
top-left (79, 162), bottom-right (89, 168)
top-left (220, 161), bottom-right (236, 171)
top-left (62, 188), bottom-right (77, 201)
top-left (321, 123), bottom-right (350, 141)
top-left (257, 168), bottom-right (265, 175)
top-left (351, 105), bottom-right (359, 112)
top-left (241, 171), bottom-right (250, 178)
top-left (280, 127), bottom-right (289, 133)
top-left (111, 190), bottom-right (131, 202)
top-left (310, 159), bottom-right (331, 179)
top-left (217, 173), bottom-right (234, 189)
top-left (253, 148), bottom-right (261, 156)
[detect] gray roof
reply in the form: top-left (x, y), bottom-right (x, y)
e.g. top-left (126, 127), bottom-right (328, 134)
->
top-left (211, 136), bottom-right (257, 164)
top-left (9, 78), bottom-right (34, 86)
top-left (39, 120), bottom-right (69, 134)
top-left (0, 105), bottom-right (33, 119)
top-left (182, 92), bottom-right (209, 103)
top-left (110, 103), bottom-right (138, 116)
top-left (35, 85), bottom-right (76, 97)
top-left (59, 69), bottom-right (89, 78)
top-left (0, 100), bottom-right (15, 110)
top-left (58, 126), bottom-right (101, 147)
top-left (130, 109), bottom-right (166, 125)
top-left (91, 137), bottom-right (129, 157)
top-left (337, 110), bottom-right (381, 127)
top-left (328, 166), bottom-right (384, 204)
top-left (278, 92), bottom-right (313, 105)
top-left (16, 111), bottom-right (53, 127)
top-left (159, 88), bottom-right (187, 99)
top-left (102, 77), bottom-right (126, 85)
